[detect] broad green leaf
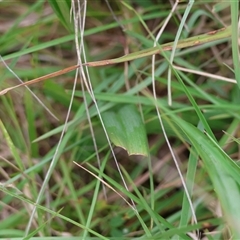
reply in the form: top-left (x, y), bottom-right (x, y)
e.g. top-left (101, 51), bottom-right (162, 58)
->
top-left (102, 105), bottom-right (148, 156)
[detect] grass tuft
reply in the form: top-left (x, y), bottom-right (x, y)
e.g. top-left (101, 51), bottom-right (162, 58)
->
top-left (0, 1), bottom-right (239, 239)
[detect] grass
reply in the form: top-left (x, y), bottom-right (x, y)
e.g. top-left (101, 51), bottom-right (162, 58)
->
top-left (0, 0), bottom-right (240, 239)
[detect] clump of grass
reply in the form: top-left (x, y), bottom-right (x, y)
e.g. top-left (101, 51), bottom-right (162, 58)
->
top-left (0, 1), bottom-right (240, 239)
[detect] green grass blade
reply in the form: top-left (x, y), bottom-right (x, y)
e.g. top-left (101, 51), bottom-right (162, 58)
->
top-left (0, 120), bottom-right (25, 171)
top-left (176, 118), bottom-right (240, 237)
top-left (86, 26), bottom-right (232, 66)
top-left (48, 0), bottom-right (73, 32)
top-left (173, 69), bottom-right (216, 140)
top-left (85, 163), bottom-right (192, 239)
top-left (0, 185), bottom-right (108, 239)
top-left (230, 1), bottom-right (240, 88)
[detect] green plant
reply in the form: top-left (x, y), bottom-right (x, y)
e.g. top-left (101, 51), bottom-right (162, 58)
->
top-left (0, 1), bottom-right (239, 239)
